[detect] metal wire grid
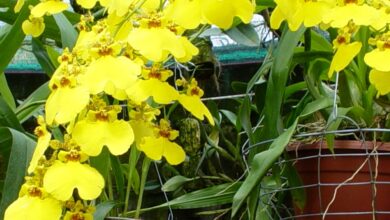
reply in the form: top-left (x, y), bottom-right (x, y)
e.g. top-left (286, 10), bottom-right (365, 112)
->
top-left (250, 126), bottom-right (390, 220)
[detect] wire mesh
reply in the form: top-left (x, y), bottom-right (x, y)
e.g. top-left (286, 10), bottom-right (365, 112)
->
top-left (255, 126), bottom-right (390, 220)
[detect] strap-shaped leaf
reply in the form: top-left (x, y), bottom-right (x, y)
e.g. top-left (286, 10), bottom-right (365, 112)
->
top-left (0, 96), bottom-right (23, 131)
top-left (94, 201), bottom-right (118, 220)
top-left (131, 182), bottom-right (241, 215)
top-left (0, 73), bottom-right (15, 110)
top-left (232, 120), bottom-right (298, 217)
top-left (53, 13), bottom-right (78, 49)
top-left (15, 82), bottom-right (49, 123)
top-left (0, 128), bottom-right (36, 218)
top-left (232, 96), bottom-right (334, 217)
top-left (225, 23), bottom-right (260, 47)
top-left (32, 38), bottom-right (59, 77)
top-left (0, 2), bottom-right (31, 75)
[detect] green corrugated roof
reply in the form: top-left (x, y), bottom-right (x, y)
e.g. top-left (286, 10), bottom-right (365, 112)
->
top-left (6, 42), bottom-right (42, 73)
top-left (6, 41), bottom-right (267, 73)
top-left (213, 45), bottom-right (267, 65)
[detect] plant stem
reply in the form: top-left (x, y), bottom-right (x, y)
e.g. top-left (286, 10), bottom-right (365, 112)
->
top-left (135, 157), bottom-right (151, 218)
top-left (107, 166), bottom-right (114, 201)
top-left (107, 162), bottom-right (116, 216)
top-left (123, 145), bottom-right (138, 215)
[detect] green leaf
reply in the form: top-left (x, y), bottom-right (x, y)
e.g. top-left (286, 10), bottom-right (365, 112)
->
top-left (300, 97), bottom-right (333, 118)
top-left (224, 23), bottom-right (260, 47)
top-left (292, 51), bottom-right (333, 65)
top-left (138, 182), bottom-right (241, 213)
top-left (284, 161), bottom-right (306, 210)
top-left (256, 0), bottom-right (276, 8)
top-left (220, 110), bottom-right (238, 129)
top-left (110, 154), bottom-right (125, 202)
top-left (0, 128), bottom-right (36, 218)
top-left (53, 13), bottom-right (78, 49)
top-left (90, 148), bottom-right (110, 181)
top-left (0, 24), bottom-right (11, 42)
top-left (326, 107), bottom-right (352, 152)
top-left (232, 120), bottom-right (298, 217)
top-left (254, 81), bottom-right (267, 114)
top-left (238, 96), bottom-right (253, 144)
top-left (46, 45), bottom-right (60, 68)
top-left (0, 0), bottom-right (9, 8)
top-left (15, 82), bottom-right (49, 123)
top-left (0, 73), bottom-right (15, 110)
top-left (31, 38), bottom-right (57, 77)
top-left (0, 96), bottom-right (23, 131)
top-left (247, 186), bottom-right (259, 220)
top-left (206, 100), bottom-right (220, 124)
top-left (162, 175), bottom-right (192, 192)
top-left (0, 2), bottom-right (29, 75)
top-left (255, 176), bottom-right (277, 220)
top-left (256, 26), bottom-right (305, 158)
top-left (284, 82), bottom-right (307, 101)
top-left (0, 127), bottom-right (12, 157)
top-left (94, 201), bottom-right (117, 220)
top-left (246, 57), bottom-right (272, 93)
top-left (310, 30), bottom-right (332, 52)
top-left (255, 5), bottom-right (269, 13)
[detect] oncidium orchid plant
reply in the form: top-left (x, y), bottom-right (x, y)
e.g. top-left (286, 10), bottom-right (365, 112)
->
top-left (4, 0), bottom-right (255, 219)
top-left (271, 0), bottom-right (390, 130)
top-left (229, 0), bottom-right (390, 218)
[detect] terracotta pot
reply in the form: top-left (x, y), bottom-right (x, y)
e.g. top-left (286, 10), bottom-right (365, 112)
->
top-left (287, 140), bottom-right (390, 220)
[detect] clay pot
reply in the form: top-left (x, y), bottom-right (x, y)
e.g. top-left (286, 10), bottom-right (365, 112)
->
top-left (287, 140), bottom-right (390, 220)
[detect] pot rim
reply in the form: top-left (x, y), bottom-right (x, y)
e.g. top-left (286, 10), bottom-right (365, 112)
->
top-left (286, 140), bottom-right (390, 152)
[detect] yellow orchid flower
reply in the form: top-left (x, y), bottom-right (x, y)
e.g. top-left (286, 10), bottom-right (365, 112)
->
top-left (271, 0), bottom-right (335, 31)
top-left (364, 33), bottom-right (390, 72)
top-left (14, 0), bottom-right (24, 13)
top-left (76, 0), bottom-right (97, 9)
top-left (328, 42), bottom-right (362, 77)
top-left (139, 119), bottom-right (186, 165)
top-left (98, 0), bottom-right (159, 17)
top-left (130, 119), bottom-right (155, 148)
top-left (328, 30), bottom-right (362, 77)
top-left (129, 102), bottom-right (160, 147)
top-left (141, 136), bottom-right (186, 165)
top-left (369, 69), bottom-right (390, 96)
top-left (5, 182), bottom-right (62, 220)
top-left (28, 116), bottom-right (51, 174)
top-left (126, 66), bottom-right (179, 104)
top-left (128, 27), bottom-right (198, 62)
top-left (368, 1), bottom-right (390, 30)
top-left (99, 0), bottom-right (133, 17)
top-left (22, 16), bottom-right (45, 37)
top-left (72, 106), bottom-right (134, 156)
top-left (5, 196), bottom-right (62, 220)
top-left (323, 3), bottom-right (378, 28)
top-left (177, 78), bottom-right (214, 125)
top-left (129, 102), bottom-right (161, 122)
top-left (201, 0), bottom-right (254, 29)
top-left (63, 200), bottom-right (94, 220)
top-left (270, 0), bottom-right (300, 30)
top-left (176, 37), bottom-right (201, 63)
top-left (30, 0), bottom-right (68, 17)
top-left (45, 64), bottom-right (90, 125)
top-left (43, 151), bottom-right (104, 201)
top-left (127, 78), bottom-right (176, 104)
top-left (64, 211), bottom-right (93, 220)
top-left (81, 56), bottom-right (141, 100)
top-left (365, 49), bottom-right (390, 72)
top-left (165, 0), bottom-right (254, 29)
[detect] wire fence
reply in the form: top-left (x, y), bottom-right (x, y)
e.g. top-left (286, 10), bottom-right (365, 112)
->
top-left (257, 126), bottom-right (390, 220)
